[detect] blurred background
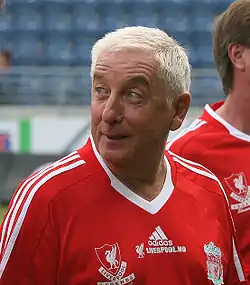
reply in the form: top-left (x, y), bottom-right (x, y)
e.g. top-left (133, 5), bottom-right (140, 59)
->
top-left (0, 0), bottom-right (233, 212)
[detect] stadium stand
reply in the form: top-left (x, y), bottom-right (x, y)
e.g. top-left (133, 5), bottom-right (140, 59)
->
top-left (0, 0), bottom-right (233, 105)
top-left (0, 0), bottom-right (234, 203)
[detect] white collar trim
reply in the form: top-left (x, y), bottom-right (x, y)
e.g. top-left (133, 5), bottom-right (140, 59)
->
top-left (205, 104), bottom-right (250, 142)
top-left (90, 135), bottom-right (174, 214)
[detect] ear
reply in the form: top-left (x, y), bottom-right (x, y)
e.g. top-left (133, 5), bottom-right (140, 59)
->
top-left (228, 43), bottom-right (246, 71)
top-left (170, 92), bottom-right (191, 131)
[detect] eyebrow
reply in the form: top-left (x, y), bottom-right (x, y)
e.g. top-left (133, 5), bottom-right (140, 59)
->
top-left (92, 73), bottom-right (104, 81)
top-left (92, 73), bottom-right (151, 88)
top-left (126, 76), bottom-right (150, 88)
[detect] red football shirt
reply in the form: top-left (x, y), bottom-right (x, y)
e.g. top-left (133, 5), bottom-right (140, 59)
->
top-left (168, 100), bottom-right (250, 280)
top-left (0, 138), bottom-right (246, 284)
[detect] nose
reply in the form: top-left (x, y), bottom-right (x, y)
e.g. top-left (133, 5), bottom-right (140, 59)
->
top-left (102, 92), bottom-right (124, 125)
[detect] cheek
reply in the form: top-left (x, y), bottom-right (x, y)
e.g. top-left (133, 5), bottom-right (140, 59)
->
top-left (148, 113), bottom-right (173, 137)
top-left (125, 108), bottom-right (148, 128)
top-left (246, 62), bottom-right (250, 74)
top-left (127, 108), bottom-right (171, 135)
top-left (91, 102), bottom-right (103, 125)
top-left (151, 104), bottom-right (174, 126)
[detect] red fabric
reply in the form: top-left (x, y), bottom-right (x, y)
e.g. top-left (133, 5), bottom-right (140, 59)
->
top-left (0, 139), bottom-right (245, 284)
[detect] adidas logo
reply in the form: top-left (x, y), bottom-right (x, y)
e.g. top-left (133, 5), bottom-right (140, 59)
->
top-left (148, 226), bottom-right (173, 247)
top-left (146, 226), bottom-right (187, 254)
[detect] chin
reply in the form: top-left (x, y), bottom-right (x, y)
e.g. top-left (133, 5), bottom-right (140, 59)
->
top-left (99, 148), bottom-right (130, 167)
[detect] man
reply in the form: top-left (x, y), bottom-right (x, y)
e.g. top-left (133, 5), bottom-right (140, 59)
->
top-left (0, 50), bottom-right (12, 104)
top-left (0, 50), bottom-right (10, 70)
top-left (0, 26), bottom-right (246, 284)
top-left (168, 0), bottom-right (250, 282)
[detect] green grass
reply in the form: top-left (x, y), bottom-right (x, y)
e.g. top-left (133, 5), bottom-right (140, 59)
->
top-left (0, 206), bottom-right (8, 223)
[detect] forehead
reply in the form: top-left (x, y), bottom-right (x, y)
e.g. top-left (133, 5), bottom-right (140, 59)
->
top-left (93, 48), bottom-right (158, 84)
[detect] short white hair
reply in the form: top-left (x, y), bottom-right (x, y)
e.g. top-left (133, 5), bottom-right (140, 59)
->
top-left (91, 26), bottom-right (191, 96)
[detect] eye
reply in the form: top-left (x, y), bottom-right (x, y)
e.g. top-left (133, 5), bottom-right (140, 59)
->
top-left (94, 86), bottom-right (108, 98)
top-left (127, 91), bottom-right (140, 98)
top-left (95, 87), bottom-right (106, 94)
top-left (125, 91), bottom-right (143, 104)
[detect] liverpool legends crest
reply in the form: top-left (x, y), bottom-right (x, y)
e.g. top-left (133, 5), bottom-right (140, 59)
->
top-left (225, 172), bottom-right (250, 213)
top-left (95, 243), bottom-right (135, 284)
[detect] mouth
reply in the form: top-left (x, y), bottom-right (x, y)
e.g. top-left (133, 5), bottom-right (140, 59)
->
top-left (103, 134), bottom-right (129, 140)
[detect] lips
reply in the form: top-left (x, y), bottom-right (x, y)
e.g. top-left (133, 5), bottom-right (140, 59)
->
top-left (106, 135), bottom-right (128, 140)
top-left (102, 133), bottom-right (128, 140)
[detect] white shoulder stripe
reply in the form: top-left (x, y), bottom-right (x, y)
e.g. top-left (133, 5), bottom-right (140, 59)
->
top-left (172, 156), bottom-right (218, 183)
top-left (169, 150), bottom-right (215, 172)
top-left (233, 239), bottom-right (246, 282)
top-left (0, 151), bottom-right (80, 255)
top-left (6, 153), bottom-right (82, 252)
top-left (0, 153), bottom-right (85, 279)
top-left (171, 154), bottom-right (245, 281)
top-left (166, 119), bottom-right (207, 150)
top-left (171, 153), bottom-right (230, 205)
top-left (170, 151), bottom-right (232, 207)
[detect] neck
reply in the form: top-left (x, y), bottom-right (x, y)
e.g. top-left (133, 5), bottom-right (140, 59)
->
top-left (105, 152), bottom-right (167, 202)
top-left (216, 91), bottom-right (250, 135)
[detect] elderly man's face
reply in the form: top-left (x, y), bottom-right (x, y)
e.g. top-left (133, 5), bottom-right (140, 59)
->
top-left (90, 48), bottom-right (188, 167)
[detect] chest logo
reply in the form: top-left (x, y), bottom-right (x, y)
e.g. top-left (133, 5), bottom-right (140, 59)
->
top-left (204, 242), bottom-right (224, 285)
top-left (95, 243), bottom-right (135, 284)
top-left (225, 172), bottom-right (250, 213)
top-left (135, 226), bottom-right (186, 256)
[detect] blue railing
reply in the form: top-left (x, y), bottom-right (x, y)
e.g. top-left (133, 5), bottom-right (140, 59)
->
top-left (0, 67), bottom-right (224, 106)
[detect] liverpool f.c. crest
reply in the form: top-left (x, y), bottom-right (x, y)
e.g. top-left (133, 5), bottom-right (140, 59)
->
top-left (95, 243), bottom-right (135, 284)
top-left (225, 172), bottom-right (250, 213)
top-left (204, 242), bottom-right (224, 285)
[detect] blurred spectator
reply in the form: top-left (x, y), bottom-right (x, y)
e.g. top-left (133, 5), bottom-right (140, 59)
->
top-left (0, 50), bottom-right (12, 104)
top-left (0, 0), bottom-right (5, 9)
top-left (0, 50), bottom-right (11, 70)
